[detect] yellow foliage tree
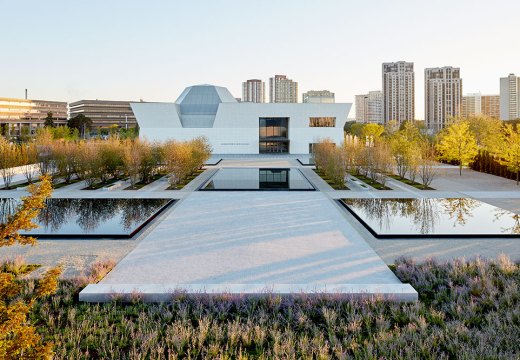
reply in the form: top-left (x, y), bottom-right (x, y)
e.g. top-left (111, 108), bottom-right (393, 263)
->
top-left (436, 121), bottom-right (478, 176)
top-left (465, 115), bottom-right (503, 151)
top-left (360, 123), bottom-right (385, 146)
top-left (0, 175), bottom-right (62, 359)
top-left (495, 123), bottom-right (520, 185)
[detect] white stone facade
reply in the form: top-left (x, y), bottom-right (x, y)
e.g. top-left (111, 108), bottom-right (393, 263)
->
top-left (132, 85), bottom-right (351, 154)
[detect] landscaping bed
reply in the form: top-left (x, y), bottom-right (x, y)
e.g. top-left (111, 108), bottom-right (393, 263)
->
top-left (389, 175), bottom-right (435, 190)
top-left (53, 178), bottom-right (83, 189)
top-left (124, 173), bottom-right (166, 190)
top-left (350, 173), bottom-right (392, 190)
top-left (23, 256), bottom-right (520, 359)
top-left (0, 180), bottom-right (41, 190)
top-left (81, 177), bottom-right (124, 190)
top-left (313, 169), bottom-right (349, 190)
top-left (166, 169), bottom-right (205, 190)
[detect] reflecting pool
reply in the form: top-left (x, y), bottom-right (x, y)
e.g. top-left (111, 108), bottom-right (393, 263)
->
top-left (0, 198), bottom-right (174, 238)
top-left (200, 168), bottom-right (315, 191)
top-left (341, 198), bottom-right (520, 237)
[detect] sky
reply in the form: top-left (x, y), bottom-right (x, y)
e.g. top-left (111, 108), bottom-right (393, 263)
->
top-left (1, 0), bottom-right (519, 119)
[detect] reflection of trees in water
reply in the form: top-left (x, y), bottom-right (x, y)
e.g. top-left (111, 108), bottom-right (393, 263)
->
top-left (344, 198), bottom-right (440, 234)
top-left (38, 199), bottom-right (75, 232)
top-left (33, 198), bottom-right (169, 234)
top-left (409, 198), bottom-right (440, 234)
top-left (493, 208), bottom-right (520, 234)
top-left (441, 198), bottom-right (479, 227)
top-left (346, 198), bottom-right (397, 232)
top-left (74, 199), bottom-right (121, 233)
top-left (0, 198), bottom-right (18, 224)
top-left (120, 199), bottom-right (167, 230)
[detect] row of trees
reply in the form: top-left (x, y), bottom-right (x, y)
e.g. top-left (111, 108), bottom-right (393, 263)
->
top-left (0, 130), bottom-right (212, 189)
top-left (315, 121), bottom-right (437, 189)
top-left (435, 116), bottom-right (520, 183)
top-left (331, 115), bottom-right (520, 189)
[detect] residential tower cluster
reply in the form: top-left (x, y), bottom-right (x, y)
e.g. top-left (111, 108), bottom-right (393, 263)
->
top-left (355, 62), bottom-right (519, 132)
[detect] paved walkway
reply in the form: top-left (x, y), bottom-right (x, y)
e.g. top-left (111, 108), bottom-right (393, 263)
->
top-left (81, 191), bottom-right (416, 301)
top-left (3, 157), bottom-right (520, 292)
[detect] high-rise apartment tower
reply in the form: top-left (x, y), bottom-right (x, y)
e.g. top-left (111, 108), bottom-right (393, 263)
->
top-left (425, 66), bottom-right (462, 132)
top-left (242, 79), bottom-right (265, 103)
top-left (355, 91), bottom-right (383, 124)
top-left (382, 61), bottom-right (415, 125)
top-left (500, 73), bottom-right (520, 120)
top-left (269, 75), bottom-right (298, 103)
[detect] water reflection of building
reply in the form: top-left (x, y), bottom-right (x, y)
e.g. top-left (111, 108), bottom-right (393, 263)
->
top-left (0, 97), bottom-right (67, 136)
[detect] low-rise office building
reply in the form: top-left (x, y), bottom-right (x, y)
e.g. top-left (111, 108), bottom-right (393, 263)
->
top-left (68, 100), bottom-right (138, 128)
top-left (0, 97), bottom-right (67, 136)
top-left (132, 85), bottom-right (351, 154)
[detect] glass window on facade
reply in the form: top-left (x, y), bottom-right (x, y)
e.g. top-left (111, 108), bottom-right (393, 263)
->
top-left (309, 117), bottom-right (336, 127)
top-left (259, 117), bottom-right (289, 153)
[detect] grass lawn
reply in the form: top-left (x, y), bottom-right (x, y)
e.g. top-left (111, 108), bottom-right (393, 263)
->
top-left (350, 173), bottom-right (392, 190)
top-left (389, 174), bottom-right (435, 190)
top-left (313, 169), bottom-right (349, 190)
top-left (166, 169), bottom-right (206, 190)
top-left (124, 173), bottom-right (166, 190)
top-left (24, 256), bottom-right (520, 359)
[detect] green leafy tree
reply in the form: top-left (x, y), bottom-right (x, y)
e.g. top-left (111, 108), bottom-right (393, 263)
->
top-left (436, 121), bottom-right (478, 176)
top-left (67, 114), bottom-right (93, 138)
top-left (43, 112), bottom-right (55, 128)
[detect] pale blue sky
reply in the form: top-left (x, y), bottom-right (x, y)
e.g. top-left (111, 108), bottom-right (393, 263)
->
top-left (1, 0), bottom-right (519, 118)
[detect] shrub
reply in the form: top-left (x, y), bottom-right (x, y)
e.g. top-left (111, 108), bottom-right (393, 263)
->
top-left (23, 256), bottom-right (520, 359)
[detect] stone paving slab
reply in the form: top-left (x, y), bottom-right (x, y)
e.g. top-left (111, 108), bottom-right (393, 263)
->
top-left (80, 283), bottom-right (417, 302)
top-left (81, 191), bottom-right (416, 301)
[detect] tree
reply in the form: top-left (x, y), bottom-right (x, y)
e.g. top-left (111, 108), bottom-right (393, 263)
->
top-left (361, 123), bottom-right (385, 145)
top-left (436, 121), bottom-right (478, 176)
top-left (389, 122), bottom-right (422, 179)
top-left (465, 115), bottom-right (503, 151)
top-left (43, 112), bottom-right (55, 128)
top-left (19, 143), bottom-right (38, 183)
top-left (0, 175), bottom-right (61, 359)
top-left (371, 140), bottom-right (394, 186)
top-left (419, 142), bottom-right (437, 189)
top-left (19, 125), bottom-right (32, 143)
top-left (164, 140), bottom-right (193, 186)
top-left (385, 119), bottom-right (399, 136)
top-left (349, 123), bottom-right (364, 138)
top-left (123, 139), bottom-right (146, 188)
top-left (343, 120), bottom-right (357, 134)
top-left (0, 137), bottom-right (21, 189)
top-left (494, 123), bottom-right (520, 185)
top-left (67, 114), bottom-right (93, 138)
